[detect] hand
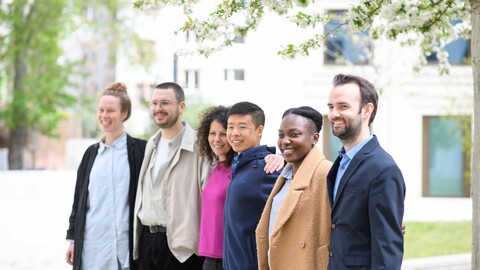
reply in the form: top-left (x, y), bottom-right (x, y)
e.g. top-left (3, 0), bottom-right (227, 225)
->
top-left (66, 243), bottom-right (74, 265)
top-left (264, 154), bottom-right (285, 174)
top-left (402, 223), bottom-right (406, 235)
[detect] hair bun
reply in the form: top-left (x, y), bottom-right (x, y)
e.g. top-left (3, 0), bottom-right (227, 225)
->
top-left (105, 82), bottom-right (128, 94)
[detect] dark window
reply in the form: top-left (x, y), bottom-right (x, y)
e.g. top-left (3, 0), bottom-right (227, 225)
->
top-left (322, 116), bottom-right (343, 162)
top-left (427, 20), bottom-right (471, 65)
top-left (186, 31), bottom-right (197, 43)
top-left (224, 69), bottom-right (245, 81)
top-left (423, 116), bottom-right (471, 197)
top-left (184, 70), bottom-right (199, 89)
top-left (233, 36), bottom-right (245, 43)
top-left (325, 10), bottom-right (371, 65)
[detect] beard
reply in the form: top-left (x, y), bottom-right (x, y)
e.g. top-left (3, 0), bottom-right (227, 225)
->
top-left (158, 115), bottom-right (179, 129)
top-left (155, 108), bottom-right (181, 129)
top-left (331, 113), bottom-right (362, 141)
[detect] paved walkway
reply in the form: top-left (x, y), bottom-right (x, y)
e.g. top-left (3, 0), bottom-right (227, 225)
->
top-left (0, 171), bottom-right (473, 269)
top-left (402, 253), bottom-right (471, 269)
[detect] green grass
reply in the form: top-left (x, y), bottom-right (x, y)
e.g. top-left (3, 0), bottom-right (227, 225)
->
top-left (404, 221), bottom-right (472, 259)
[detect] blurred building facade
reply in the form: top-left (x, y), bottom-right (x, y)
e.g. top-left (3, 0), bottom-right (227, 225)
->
top-left (32, 1), bottom-right (473, 221)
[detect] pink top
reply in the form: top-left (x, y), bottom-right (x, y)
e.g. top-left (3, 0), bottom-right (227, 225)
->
top-left (198, 162), bottom-right (232, 258)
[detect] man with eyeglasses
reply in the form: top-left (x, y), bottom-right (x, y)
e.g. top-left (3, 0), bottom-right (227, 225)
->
top-left (132, 82), bottom-right (211, 269)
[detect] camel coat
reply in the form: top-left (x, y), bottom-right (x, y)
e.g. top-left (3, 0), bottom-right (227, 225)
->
top-left (256, 146), bottom-right (332, 270)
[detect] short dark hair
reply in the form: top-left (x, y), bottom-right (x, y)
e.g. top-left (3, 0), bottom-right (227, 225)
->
top-left (282, 106), bottom-right (323, 133)
top-left (196, 105), bottom-right (234, 167)
top-left (333, 74), bottom-right (378, 126)
top-left (154, 82), bottom-right (185, 103)
top-left (227, 101), bottom-right (265, 128)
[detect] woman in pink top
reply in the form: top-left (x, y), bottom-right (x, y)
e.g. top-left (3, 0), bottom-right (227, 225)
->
top-left (196, 106), bottom-right (284, 270)
top-left (197, 106), bottom-right (232, 270)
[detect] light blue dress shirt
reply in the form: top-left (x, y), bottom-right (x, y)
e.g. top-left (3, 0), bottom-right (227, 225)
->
top-left (269, 164), bottom-right (293, 238)
top-left (267, 164), bottom-right (293, 266)
top-left (333, 135), bottom-right (373, 202)
top-left (83, 133), bottom-right (131, 270)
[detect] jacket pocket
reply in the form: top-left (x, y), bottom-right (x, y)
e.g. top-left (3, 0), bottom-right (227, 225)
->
top-left (344, 255), bottom-right (371, 266)
top-left (343, 186), bottom-right (367, 193)
top-left (317, 244), bottom-right (329, 270)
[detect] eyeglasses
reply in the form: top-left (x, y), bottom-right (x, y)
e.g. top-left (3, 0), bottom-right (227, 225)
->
top-left (148, 100), bottom-right (175, 108)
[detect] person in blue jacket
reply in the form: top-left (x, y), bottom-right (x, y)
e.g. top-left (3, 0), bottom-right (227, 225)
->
top-left (222, 101), bottom-right (282, 270)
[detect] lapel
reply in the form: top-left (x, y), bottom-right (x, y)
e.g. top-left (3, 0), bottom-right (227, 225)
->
top-left (331, 136), bottom-right (379, 212)
top-left (159, 122), bottom-right (195, 183)
top-left (270, 148), bottom-right (324, 238)
top-left (332, 153), bottom-right (364, 211)
top-left (134, 130), bottom-right (160, 213)
top-left (126, 134), bottom-right (134, 180)
top-left (326, 156), bottom-right (341, 207)
top-left (146, 131), bottom-right (160, 169)
top-left (169, 122), bottom-right (194, 174)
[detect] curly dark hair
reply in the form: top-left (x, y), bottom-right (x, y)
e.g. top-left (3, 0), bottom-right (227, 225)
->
top-left (196, 105), bottom-right (234, 167)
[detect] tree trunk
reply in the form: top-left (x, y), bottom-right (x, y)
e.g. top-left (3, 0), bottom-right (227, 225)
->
top-left (470, 0), bottom-right (480, 269)
top-left (9, 50), bottom-right (28, 170)
top-left (8, 127), bottom-right (26, 170)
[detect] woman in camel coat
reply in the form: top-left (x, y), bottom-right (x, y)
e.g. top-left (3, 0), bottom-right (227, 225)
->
top-left (256, 106), bottom-right (332, 270)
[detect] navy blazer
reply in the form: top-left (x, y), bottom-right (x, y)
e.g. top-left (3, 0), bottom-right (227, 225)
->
top-left (326, 135), bottom-right (405, 270)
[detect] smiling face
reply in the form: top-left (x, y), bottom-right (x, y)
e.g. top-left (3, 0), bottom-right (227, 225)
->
top-left (208, 120), bottom-right (231, 162)
top-left (278, 114), bottom-right (318, 171)
top-left (150, 88), bottom-right (185, 129)
top-left (227, 114), bottom-right (263, 154)
top-left (97, 95), bottom-right (127, 135)
top-left (327, 83), bottom-right (366, 144)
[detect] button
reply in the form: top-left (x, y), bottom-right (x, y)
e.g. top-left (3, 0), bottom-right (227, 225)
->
top-left (300, 241), bottom-right (305, 248)
top-left (331, 224), bottom-right (336, 229)
top-left (329, 251), bottom-right (334, 257)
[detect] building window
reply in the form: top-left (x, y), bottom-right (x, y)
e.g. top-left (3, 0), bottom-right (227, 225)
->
top-left (324, 10), bottom-right (371, 65)
top-left (233, 36), bottom-right (245, 43)
top-left (423, 116), bottom-right (471, 197)
top-left (186, 30), bottom-right (197, 43)
top-left (322, 116), bottom-right (343, 162)
top-left (427, 20), bottom-right (470, 65)
top-left (183, 70), bottom-right (199, 89)
top-left (224, 69), bottom-right (245, 81)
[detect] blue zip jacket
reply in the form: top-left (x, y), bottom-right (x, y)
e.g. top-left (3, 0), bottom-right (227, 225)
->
top-left (223, 145), bottom-right (281, 270)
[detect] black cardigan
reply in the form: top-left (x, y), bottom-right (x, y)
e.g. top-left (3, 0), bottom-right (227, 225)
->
top-left (66, 134), bottom-right (146, 270)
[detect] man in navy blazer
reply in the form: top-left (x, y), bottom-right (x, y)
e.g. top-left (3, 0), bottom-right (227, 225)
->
top-left (326, 74), bottom-right (405, 270)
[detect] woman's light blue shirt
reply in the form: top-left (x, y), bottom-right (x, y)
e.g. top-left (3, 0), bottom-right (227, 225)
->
top-left (83, 133), bottom-right (131, 270)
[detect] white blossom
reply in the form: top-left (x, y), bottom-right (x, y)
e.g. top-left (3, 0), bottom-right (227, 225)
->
top-left (261, 0), bottom-right (293, 15)
top-left (145, 0), bottom-right (472, 67)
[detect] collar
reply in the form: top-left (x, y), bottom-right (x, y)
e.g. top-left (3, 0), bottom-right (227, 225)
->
top-left (152, 121), bottom-right (195, 152)
top-left (168, 124), bottom-right (186, 149)
top-left (280, 164), bottom-right (294, 181)
top-left (99, 133), bottom-right (127, 153)
top-left (339, 134), bottom-right (374, 159)
top-left (234, 144), bottom-right (267, 160)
